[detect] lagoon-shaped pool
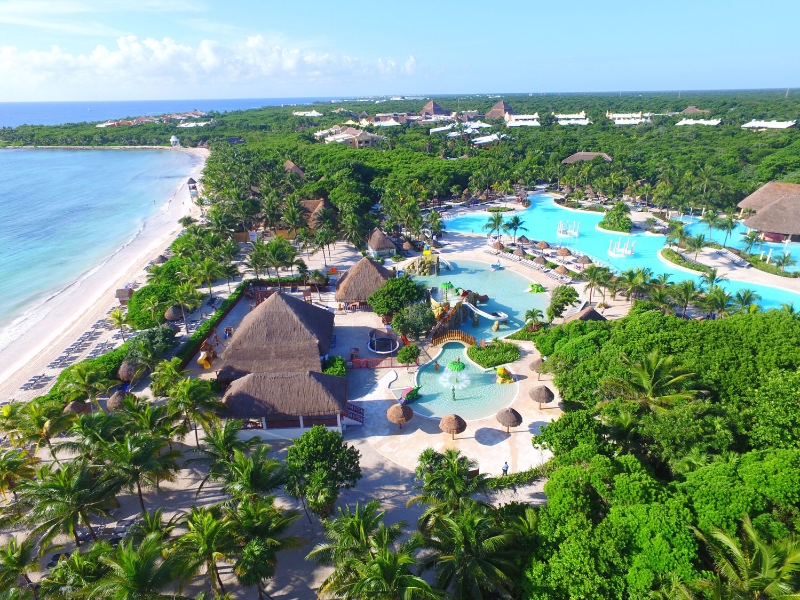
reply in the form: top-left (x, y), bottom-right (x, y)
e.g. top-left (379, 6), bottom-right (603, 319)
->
top-left (402, 342), bottom-right (518, 420)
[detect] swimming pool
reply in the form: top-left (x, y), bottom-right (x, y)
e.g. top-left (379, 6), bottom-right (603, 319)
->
top-left (411, 259), bottom-right (549, 340)
top-left (445, 194), bottom-right (800, 310)
top-left (405, 342), bottom-right (518, 420)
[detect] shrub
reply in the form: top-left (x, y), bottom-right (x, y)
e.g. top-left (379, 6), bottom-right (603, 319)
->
top-left (127, 283), bottom-right (176, 329)
top-left (487, 206), bottom-right (513, 213)
top-left (397, 344), bottom-right (420, 366)
top-left (391, 254), bottom-right (405, 262)
top-left (598, 202), bottom-right (633, 233)
top-left (367, 275), bottom-right (426, 315)
top-left (322, 355), bottom-right (347, 377)
top-left (391, 302), bottom-right (435, 339)
top-left (467, 339), bottom-right (520, 368)
top-left (661, 248), bottom-right (711, 274)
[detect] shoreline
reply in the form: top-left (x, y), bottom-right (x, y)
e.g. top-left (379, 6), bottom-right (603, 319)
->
top-left (0, 147), bottom-right (209, 399)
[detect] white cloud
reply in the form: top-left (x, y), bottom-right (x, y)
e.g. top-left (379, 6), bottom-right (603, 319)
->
top-left (0, 35), bottom-right (420, 100)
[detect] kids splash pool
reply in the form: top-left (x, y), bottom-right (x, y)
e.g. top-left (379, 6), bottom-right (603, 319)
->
top-left (401, 342), bottom-right (518, 420)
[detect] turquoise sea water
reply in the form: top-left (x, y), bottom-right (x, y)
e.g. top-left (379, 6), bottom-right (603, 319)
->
top-left (0, 149), bottom-right (198, 348)
top-left (407, 342), bottom-right (518, 420)
top-left (445, 195), bottom-right (800, 310)
top-left (410, 259), bottom-right (550, 340)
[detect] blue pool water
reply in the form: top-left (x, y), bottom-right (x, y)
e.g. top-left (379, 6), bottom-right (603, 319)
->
top-left (405, 342), bottom-right (518, 420)
top-left (410, 259), bottom-right (549, 340)
top-left (445, 195), bottom-right (800, 310)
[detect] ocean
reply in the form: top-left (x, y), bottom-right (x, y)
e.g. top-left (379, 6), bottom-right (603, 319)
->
top-left (0, 97), bottom-right (340, 128)
top-left (0, 148), bottom-right (200, 351)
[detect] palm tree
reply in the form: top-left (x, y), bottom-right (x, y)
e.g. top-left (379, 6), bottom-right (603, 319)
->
top-left (719, 214), bottom-right (738, 248)
top-left (0, 537), bottom-right (39, 595)
top-left (55, 411), bottom-right (126, 463)
top-left (149, 358), bottom-right (190, 397)
top-left (107, 308), bottom-right (130, 342)
top-left (176, 507), bottom-right (235, 595)
top-left (524, 308), bottom-right (544, 326)
top-left (98, 434), bottom-right (182, 512)
top-left (685, 234), bottom-right (707, 260)
top-left (700, 267), bottom-right (728, 290)
top-left (696, 164), bottom-right (718, 207)
top-left (582, 264), bottom-right (610, 304)
top-left (188, 417), bottom-right (262, 491)
top-left (219, 446), bottom-right (286, 501)
top-left (780, 302), bottom-right (798, 315)
top-left (140, 295), bottom-right (165, 326)
top-left (700, 211), bottom-right (720, 239)
top-left (733, 289), bottom-right (762, 314)
top-left (599, 349), bottom-right (706, 413)
top-left (19, 463), bottom-right (119, 547)
top-left (192, 258), bottom-right (225, 299)
top-left (220, 262), bottom-right (240, 293)
top-left (741, 231), bottom-right (762, 256)
top-left (419, 504), bottom-right (518, 599)
top-left (692, 515), bottom-right (800, 599)
top-left (670, 279), bottom-right (701, 318)
top-left (282, 199), bottom-right (307, 238)
top-left (92, 534), bottom-right (190, 600)
top-left (127, 508), bottom-right (181, 545)
top-left (263, 238), bottom-right (290, 290)
top-left (0, 449), bottom-right (37, 502)
top-left (649, 288), bottom-right (675, 315)
top-left (172, 283), bottom-right (204, 335)
top-left (167, 378), bottom-right (219, 449)
top-left (482, 213), bottom-right (505, 238)
top-left (703, 287), bottom-right (732, 319)
top-left (501, 215), bottom-right (527, 244)
top-left (57, 362), bottom-right (118, 408)
top-left (40, 541), bottom-right (113, 599)
top-left (773, 252), bottom-right (797, 273)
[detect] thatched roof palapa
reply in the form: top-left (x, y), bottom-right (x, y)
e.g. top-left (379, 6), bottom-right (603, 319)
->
top-left (738, 182), bottom-right (800, 236)
top-left (155, 255), bottom-right (169, 264)
top-left (535, 240), bottom-right (550, 249)
top-left (533, 256), bottom-right (547, 266)
top-left (496, 407), bottom-right (522, 432)
top-left (557, 247), bottom-right (572, 257)
top-left (367, 227), bottom-right (397, 252)
top-left (403, 241), bottom-right (415, 251)
top-left (218, 292), bottom-right (334, 381)
top-left (517, 235), bottom-right (531, 244)
top-left (554, 265), bottom-right (570, 276)
top-left (513, 247), bottom-right (525, 257)
top-left (577, 255), bottom-right (593, 265)
top-left (492, 241), bottom-right (504, 250)
top-left (64, 401), bottom-right (90, 415)
top-left (530, 386), bottom-right (555, 407)
top-left (222, 371), bottom-right (347, 418)
top-left (107, 390), bottom-right (133, 411)
top-left (529, 357), bottom-right (542, 372)
top-left (387, 403), bottom-right (414, 429)
top-left (561, 152), bottom-right (613, 164)
top-left (439, 414), bottom-right (467, 439)
top-left (486, 100), bottom-right (515, 120)
top-left (283, 160), bottom-right (305, 179)
top-left (563, 306), bottom-right (607, 323)
top-left (335, 257), bottom-right (393, 303)
top-left (118, 361), bottom-right (140, 382)
top-left (164, 306), bottom-right (183, 321)
top-left (115, 288), bottom-right (134, 301)
top-left (420, 100), bottom-right (448, 116)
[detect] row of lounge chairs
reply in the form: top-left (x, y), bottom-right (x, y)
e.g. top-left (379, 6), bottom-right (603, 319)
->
top-left (484, 248), bottom-right (573, 284)
top-left (19, 373), bottom-right (53, 391)
top-left (713, 248), bottom-right (749, 268)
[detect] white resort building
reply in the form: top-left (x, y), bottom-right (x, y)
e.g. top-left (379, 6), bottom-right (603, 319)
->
top-left (606, 111), bottom-right (650, 125)
top-left (741, 119), bottom-right (797, 131)
top-left (505, 113), bottom-right (541, 127)
top-left (292, 110), bottom-right (324, 117)
top-left (554, 111), bottom-right (592, 125)
top-left (676, 118), bottom-right (722, 126)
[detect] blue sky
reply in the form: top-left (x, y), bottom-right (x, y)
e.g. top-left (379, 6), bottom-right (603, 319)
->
top-left (1, 0), bottom-right (798, 101)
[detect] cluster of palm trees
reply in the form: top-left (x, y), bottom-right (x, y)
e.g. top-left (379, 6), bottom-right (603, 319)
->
top-left (481, 213), bottom-right (528, 243)
top-left (581, 263), bottom-right (770, 318)
top-left (308, 448), bottom-right (532, 599)
top-left (0, 369), bottom-right (303, 599)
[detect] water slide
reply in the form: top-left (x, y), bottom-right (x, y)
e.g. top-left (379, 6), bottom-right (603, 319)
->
top-left (461, 302), bottom-right (509, 321)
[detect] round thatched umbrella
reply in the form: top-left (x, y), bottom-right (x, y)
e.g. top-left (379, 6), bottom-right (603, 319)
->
top-left (64, 401), bottom-right (90, 415)
top-left (387, 403), bottom-right (414, 429)
top-left (403, 241), bottom-right (415, 251)
top-left (529, 357), bottom-right (543, 381)
top-left (535, 240), bottom-right (550, 250)
top-left (496, 407), bottom-right (523, 433)
top-left (166, 322), bottom-right (181, 333)
top-left (517, 235), bottom-right (531, 245)
top-left (533, 256), bottom-right (547, 266)
top-left (154, 254), bottom-right (169, 264)
top-left (513, 247), bottom-right (525, 257)
top-left (118, 361), bottom-right (140, 383)
top-left (107, 390), bottom-right (133, 411)
top-left (491, 241), bottom-right (504, 251)
top-left (439, 414), bottom-right (467, 440)
top-left (577, 255), bottom-right (593, 265)
top-left (164, 305), bottom-right (182, 321)
top-left (530, 386), bottom-right (555, 409)
top-left (554, 265), bottom-right (570, 276)
top-left (557, 247), bottom-right (572, 258)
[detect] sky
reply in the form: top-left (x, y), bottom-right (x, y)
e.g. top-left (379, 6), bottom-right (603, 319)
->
top-left (1, 0), bottom-right (799, 102)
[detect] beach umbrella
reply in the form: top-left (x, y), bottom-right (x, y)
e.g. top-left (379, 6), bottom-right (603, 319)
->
top-left (577, 255), bottom-right (593, 265)
top-left (533, 256), bottom-right (547, 266)
top-left (529, 357), bottom-right (543, 380)
top-left (513, 247), bottom-right (525, 257)
top-left (387, 403), bottom-right (414, 429)
top-left (64, 401), bottom-right (90, 415)
top-left (517, 235), bottom-right (531, 244)
top-left (492, 241), bottom-right (504, 250)
top-left (154, 255), bottom-right (169, 264)
top-left (164, 305), bottom-right (183, 321)
top-left (118, 361), bottom-right (140, 383)
top-left (535, 240), bottom-right (550, 250)
top-left (439, 414), bottom-right (467, 440)
top-left (107, 390), bottom-right (133, 411)
top-left (496, 407), bottom-right (523, 433)
top-left (530, 386), bottom-right (555, 409)
top-left (557, 247), bottom-right (572, 257)
top-left (554, 265), bottom-right (570, 276)
top-left (403, 241), bottom-right (415, 251)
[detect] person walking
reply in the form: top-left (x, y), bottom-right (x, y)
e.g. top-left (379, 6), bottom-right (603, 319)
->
top-left (502, 462), bottom-right (509, 477)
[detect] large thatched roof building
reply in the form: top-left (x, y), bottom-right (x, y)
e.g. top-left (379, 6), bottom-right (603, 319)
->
top-left (563, 306), bottom-right (608, 323)
top-left (366, 227), bottom-right (397, 258)
top-left (562, 152), bottom-right (613, 164)
top-left (738, 182), bottom-right (800, 241)
top-left (420, 100), bottom-right (448, 117)
top-left (222, 371), bottom-right (348, 429)
top-left (335, 257), bottom-right (393, 303)
top-left (485, 100), bottom-right (514, 120)
top-left (218, 292), bottom-right (334, 382)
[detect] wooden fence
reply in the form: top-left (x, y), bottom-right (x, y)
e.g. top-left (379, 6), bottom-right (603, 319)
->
top-left (431, 330), bottom-right (477, 347)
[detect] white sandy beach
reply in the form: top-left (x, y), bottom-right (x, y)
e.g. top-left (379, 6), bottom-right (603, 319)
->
top-left (0, 147), bottom-right (209, 400)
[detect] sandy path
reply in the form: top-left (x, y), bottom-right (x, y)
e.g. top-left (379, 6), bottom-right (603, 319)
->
top-left (0, 148), bottom-right (208, 401)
